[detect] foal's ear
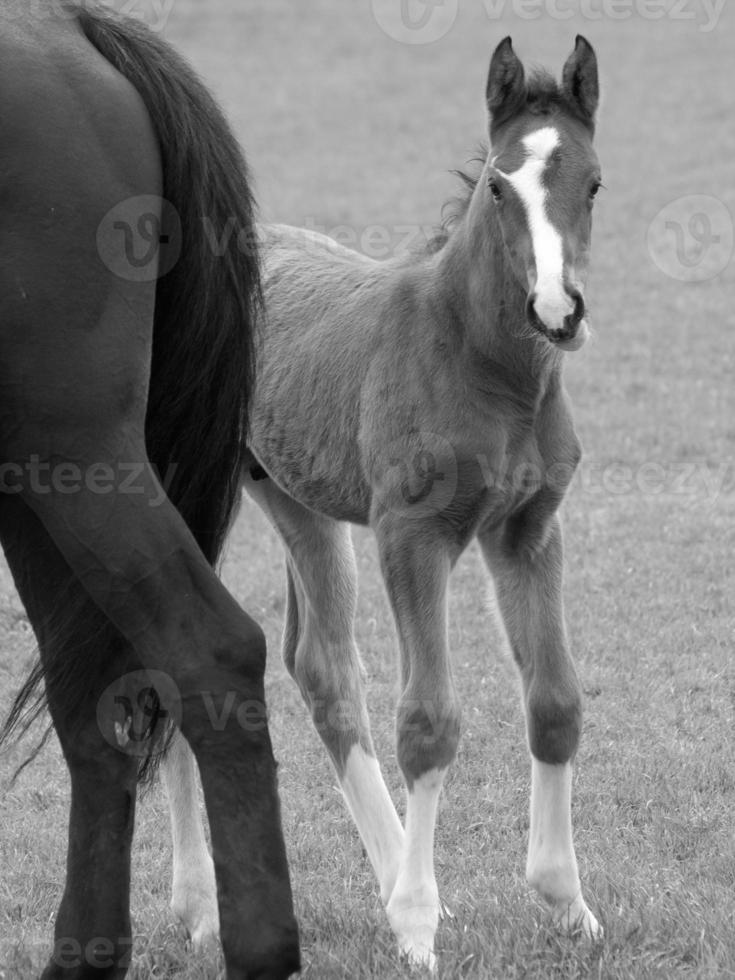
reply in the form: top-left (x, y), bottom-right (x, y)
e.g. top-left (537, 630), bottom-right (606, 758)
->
top-left (486, 37), bottom-right (525, 126)
top-left (561, 35), bottom-right (599, 125)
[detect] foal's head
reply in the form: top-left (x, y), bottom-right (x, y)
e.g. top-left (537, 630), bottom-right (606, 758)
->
top-left (485, 36), bottom-right (600, 351)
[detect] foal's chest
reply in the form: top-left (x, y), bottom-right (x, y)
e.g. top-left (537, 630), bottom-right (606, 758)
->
top-left (443, 398), bottom-right (577, 547)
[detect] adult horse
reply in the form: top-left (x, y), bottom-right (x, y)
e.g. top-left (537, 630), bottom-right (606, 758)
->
top-left (0, 2), bottom-right (298, 977)
top-left (166, 35), bottom-right (603, 968)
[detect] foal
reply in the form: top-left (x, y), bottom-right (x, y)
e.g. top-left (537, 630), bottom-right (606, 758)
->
top-left (167, 36), bottom-right (603, 967)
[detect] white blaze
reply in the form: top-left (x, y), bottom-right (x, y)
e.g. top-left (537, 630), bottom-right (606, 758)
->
top-left (495, 126), bottom-right (574, 333)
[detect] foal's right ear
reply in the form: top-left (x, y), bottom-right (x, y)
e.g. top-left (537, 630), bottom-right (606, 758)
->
top-left (486, 37), bottom-right (525, 127)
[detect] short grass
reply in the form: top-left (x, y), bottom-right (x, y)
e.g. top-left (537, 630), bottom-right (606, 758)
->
top-left (1, 1), bottom-right (734, 978)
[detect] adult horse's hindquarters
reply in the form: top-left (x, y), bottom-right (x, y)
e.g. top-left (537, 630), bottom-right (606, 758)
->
top-left (0, 2), bottom-right (299, 977)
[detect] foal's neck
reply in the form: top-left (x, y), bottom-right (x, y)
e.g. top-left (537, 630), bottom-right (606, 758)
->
top-left (430, 171), bottom-right (561, 404)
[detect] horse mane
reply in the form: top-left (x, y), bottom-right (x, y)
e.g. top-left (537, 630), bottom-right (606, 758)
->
top-left (425, 68), bottom-right (580, 256)
top-left (424, 146), bottom-right (488, 255)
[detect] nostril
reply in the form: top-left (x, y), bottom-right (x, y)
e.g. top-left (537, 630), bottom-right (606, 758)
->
top-left (564, 288), bottom-right (585, 328)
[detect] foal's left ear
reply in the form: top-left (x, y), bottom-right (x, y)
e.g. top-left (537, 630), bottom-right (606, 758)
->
top-left (561, 35), bottom-right (599, 125)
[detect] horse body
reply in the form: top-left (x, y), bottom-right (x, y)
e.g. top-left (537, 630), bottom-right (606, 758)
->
top-left (0, 4), bottom-right (298, 977)
top-left (167, 35), bottom-right (603, 969)
top-left (253, 223), bottom-right (568, 540)
top-left (246, 37), bottom-right (601, 968)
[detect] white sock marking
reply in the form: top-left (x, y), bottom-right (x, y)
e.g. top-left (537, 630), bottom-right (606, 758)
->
top-left (163, 732), bottom-right (219, 946)
top-left (386, 768), bottom-right (445, 969)
top-left (341, 745), bottom-right (405, 904)
top-left (526, 759), bottom-right (600, 938)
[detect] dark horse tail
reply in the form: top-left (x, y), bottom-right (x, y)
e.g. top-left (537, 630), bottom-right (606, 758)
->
top-left (78, 4), bottom-right (258, 561)
top-left (1, 6), bottom-right (256, 766)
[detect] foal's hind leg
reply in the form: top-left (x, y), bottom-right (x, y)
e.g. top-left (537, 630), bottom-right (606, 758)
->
top-left (162, 730), bottom-right (219, 948)
top-left (479, 515), bottom-right (600, 937)
top-left (244, 473), bottom-right (405, 903)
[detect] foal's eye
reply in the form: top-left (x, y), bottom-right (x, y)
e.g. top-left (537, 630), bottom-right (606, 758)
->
top-left (589, 180), bottom-right (602, 201)
top-left (488, 178), bottom-right (502, 202)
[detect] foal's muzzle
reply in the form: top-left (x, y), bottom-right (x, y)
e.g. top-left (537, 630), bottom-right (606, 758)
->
top-left (526, 286), bottom-right (589, 352)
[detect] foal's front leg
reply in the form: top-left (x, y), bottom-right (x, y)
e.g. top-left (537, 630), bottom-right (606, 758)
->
top-left (375, 516), bottom-right (461, 969)
top-left (479, 514), bottom-right (600, 937)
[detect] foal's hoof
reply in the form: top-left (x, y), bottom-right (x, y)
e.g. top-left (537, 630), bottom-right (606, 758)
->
top-left (172, 895), bottom-right (220, 949)
top-left (552, 892), bottom-right (602, 941)
top-left (188, 909), bottom-right (221, 950)
top-left (171, 858), bottom-right (220, 949)
top-left (387, 892), bottom-right (439, 972)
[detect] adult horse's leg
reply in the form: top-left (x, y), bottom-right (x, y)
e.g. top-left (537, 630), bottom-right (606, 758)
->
top-left (5, 433), bottom-right (296, 979)
top-left (478, 515), bottom-right (600, 937)
top-left (373, 515), bottom-right (460, 968)
top-left (244, 473), bottom-right (405, 903)
top-left (0, 500), bottom-right (140, 977)
top-left (162, 730), bottom-right (219, 947)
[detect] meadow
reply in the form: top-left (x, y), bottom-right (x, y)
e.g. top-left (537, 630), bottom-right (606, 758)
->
top-left (1, 1), bottom-right (734, 977)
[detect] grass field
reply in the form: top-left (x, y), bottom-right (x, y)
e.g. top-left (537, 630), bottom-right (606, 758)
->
top-left (1, 1), bottom-right (734, 977)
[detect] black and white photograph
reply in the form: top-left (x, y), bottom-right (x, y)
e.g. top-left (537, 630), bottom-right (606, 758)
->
top-left (0, 1), bottom-right (732, 977)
